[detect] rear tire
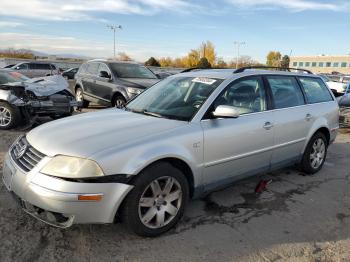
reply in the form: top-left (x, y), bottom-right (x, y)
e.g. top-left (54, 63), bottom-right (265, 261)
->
top-left (75, 87), bottom-right (89, 108)
top-left (300, 132), bottom-right (328, 174)
top-left (0, 102), bottom-right (21, 130)
top-left (121, 162), bottom-right (189, 237)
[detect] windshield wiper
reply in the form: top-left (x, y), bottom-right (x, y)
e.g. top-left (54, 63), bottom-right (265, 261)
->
top-left (143, 110), bottom-right (163, 118)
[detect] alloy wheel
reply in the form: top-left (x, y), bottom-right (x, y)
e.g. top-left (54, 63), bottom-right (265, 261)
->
top-left (138, 176), bottom-right (182, 229)
top-left (0, 106), bottom-right (11, 127)
top-left (310, 138), bottom-right (326, 169)
top-left (114, 98), bottom-right (125, 108)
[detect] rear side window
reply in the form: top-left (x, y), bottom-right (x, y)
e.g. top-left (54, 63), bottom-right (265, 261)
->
top-left (298, 77), bottom-right (333, 103)
top-left (266, 76), bottom-right (305, 109)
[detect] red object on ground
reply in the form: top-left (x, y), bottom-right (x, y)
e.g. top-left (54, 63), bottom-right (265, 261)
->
top-left (255, 179), bottom-right (272, 194)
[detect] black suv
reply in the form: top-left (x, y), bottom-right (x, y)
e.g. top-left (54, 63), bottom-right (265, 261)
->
top-left (74, 60), bottom-right (160, 108)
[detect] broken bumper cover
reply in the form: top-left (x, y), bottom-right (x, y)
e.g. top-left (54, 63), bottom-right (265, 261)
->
top-left (2, 153), bottom-right (133, 227)
top-left (29, 98), bottom-right (81, 115)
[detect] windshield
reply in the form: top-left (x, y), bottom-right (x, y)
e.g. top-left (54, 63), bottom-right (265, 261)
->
top-left (126, 76), bottom-right (223, 121)
top-left (0, 71), bottom-right (29, 85)
top-left (109, 63), bottom-right (157, 79)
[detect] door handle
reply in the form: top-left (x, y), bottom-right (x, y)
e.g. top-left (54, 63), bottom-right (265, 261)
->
top-left (305, 113), bottom-right (312, 121)
top-left (263, 121), bottom-right (274, 130)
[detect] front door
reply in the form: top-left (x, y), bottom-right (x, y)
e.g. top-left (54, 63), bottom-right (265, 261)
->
top-left (201, 76), bottom-right (274, 190)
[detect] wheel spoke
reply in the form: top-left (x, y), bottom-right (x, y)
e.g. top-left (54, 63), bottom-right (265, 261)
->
top-left (163, 177), bottom-right (174, 195)
top-left (164, 203), bottom-right (178, 216)
top-left (150, 180), bottom-right (162, 196)
top-left (139, 197), bottom-right (154, 207)
top-left (142, 207), bottom-right (157, 223)
top-left (165, 190), bottom-right (181, 202)
top-left (156, 210), bottom-right (165, 227)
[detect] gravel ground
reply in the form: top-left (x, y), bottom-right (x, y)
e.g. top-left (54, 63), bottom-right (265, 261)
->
top-left (1, 111), bottom-right (350, 262)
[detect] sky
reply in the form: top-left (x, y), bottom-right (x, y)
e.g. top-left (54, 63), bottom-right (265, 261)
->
top-left (0, 0), bottom-right (349, 63)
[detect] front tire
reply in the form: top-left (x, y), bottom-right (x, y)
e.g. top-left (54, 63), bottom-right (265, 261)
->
top-left (0, 102), bottom-right (21, 130)
top-left (112, 95), bottom-right (126, 108)
top-left (121, 162), bottom-right (189, 237)
top-left (300, 132), bottom-right (328, 174)
top-left (75, 87), bottom-right (90, 108)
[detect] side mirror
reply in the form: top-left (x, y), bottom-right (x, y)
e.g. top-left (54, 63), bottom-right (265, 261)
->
top-left (212, 105), bottom-right (240, 118)
top-left (99, 71), bottom-right (110, 79)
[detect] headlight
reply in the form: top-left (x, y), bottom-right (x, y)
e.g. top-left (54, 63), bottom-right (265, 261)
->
top-left (127, 87), bottom-right (143, 95)
top-left (41, 155), bottom-right (104, 178)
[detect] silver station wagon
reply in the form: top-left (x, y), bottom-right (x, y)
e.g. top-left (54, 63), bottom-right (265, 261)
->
top-left (2, 67), bottom-right (339, 236)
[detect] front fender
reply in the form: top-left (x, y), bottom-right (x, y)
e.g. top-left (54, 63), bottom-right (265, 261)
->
top-left (0, 89), bottom-right (25, 105)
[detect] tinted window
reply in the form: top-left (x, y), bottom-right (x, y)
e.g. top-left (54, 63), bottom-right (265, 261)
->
top-left (36, 64), bottom-right (51, 70)
top-left (28, 63), bottom-right (37, 69)
top-left (319, 62), bottom-right (324, 67)
top-left (312, 62), bottom-right (317, 67)
top-left (298, 77), bottom-right (333, 103)
top-left (267, 76), bottom-right (305, 109)
top-left (293, 62), bottom-right (297, 67)
top-left (341, 62), bottom-right (347, 67)
top-left (299, 62), bottom-right (304, 67)
top-left (86, 63), bottom-right (99, 75)
top-left (305, 62), bottom-right (310, 67)
top-left (109, 63), bottom-right (157, 79)
top-left (17, 63), bottom-right (28, 70)
top-left (326, 62), bottom-right (331, 67)
top-left (213, 77), bottom-right (267, 115)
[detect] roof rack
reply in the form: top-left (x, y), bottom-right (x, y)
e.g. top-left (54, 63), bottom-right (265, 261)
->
top-left (181, 67), bottom-right (201, 73)
top-left (233, 66), bottom-right (313, 74)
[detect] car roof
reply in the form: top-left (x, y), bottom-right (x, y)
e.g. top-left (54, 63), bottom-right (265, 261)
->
top-left (179, 69), bottom-right (319, 80)
top-left (87, 59), bottom-right (139, 65)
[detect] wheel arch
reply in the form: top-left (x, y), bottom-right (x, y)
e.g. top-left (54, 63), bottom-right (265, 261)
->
top-left (111, 91), bottom-right (126, 105)
top-left (131, 157), bottom-right (195, 199)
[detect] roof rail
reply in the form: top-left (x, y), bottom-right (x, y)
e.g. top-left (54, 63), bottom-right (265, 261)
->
top-left (233, 66), bottom-right (313, 75)
top-left (181, 67), bottom-right (203, 73)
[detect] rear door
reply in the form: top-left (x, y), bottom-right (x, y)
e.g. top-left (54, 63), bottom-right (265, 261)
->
top-left (201, 76), bottom-right (275, 190)
top-left (265, 75), bottom-right (312, 168)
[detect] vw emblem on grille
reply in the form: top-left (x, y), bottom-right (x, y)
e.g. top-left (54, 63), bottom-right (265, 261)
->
top-left (14, 143), bottom-right (28, 159)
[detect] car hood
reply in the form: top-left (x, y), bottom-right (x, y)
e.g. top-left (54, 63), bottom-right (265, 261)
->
top-left (26, 109), bottom-right (186, 158)
top-left (4, 75), bottom-right (71, 96)
top-left (119, 78), bottom-right (159, 89)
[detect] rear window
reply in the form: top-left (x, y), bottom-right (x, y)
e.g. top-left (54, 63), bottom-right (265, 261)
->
top-left (298, 77), bottom-right (333, 103)
top-left (109, 63), bottom-right (157, 79)
top-left (266, 76), bottom-right (305, 109)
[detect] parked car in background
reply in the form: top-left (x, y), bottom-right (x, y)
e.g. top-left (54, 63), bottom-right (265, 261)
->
top-left (62, 67), bottom-right (79, 80)
top-left (319, 75), bottom-right (347, 95)
top-left (0, 70), bottom-right (79, 129)
top-left (10, 62), bottom-right (59, 78)
top-left (74, 60), bottom-right (160, 108)
top-left (2, 67), bottom-right (338, 236)
top-left (337, 83), bottom-right (350, 127)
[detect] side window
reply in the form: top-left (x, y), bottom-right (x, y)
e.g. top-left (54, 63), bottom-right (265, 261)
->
top-left (78, 64), bottom-right (87, 74)
top-left (86, 63), bottom-right (99, 75)
top-left (213, 77), bottom-right (267, 115)
top-left (298, 77), bottom-right (333, 103)
top-left (98, 63), bottom-right (110, 75)
top-left (267, 76), bottom-right (305, 109)
top-left (28, 63), bottom-right (37, 70)
top-left (17, 63), bottom-right (28, 70)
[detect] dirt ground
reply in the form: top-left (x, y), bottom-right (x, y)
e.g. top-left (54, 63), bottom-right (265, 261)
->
top-left (1, 112), bottom-right (350, 262)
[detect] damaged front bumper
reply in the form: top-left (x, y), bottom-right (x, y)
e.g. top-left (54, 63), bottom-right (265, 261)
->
top-left (2, 153), bottom-right (133, 227)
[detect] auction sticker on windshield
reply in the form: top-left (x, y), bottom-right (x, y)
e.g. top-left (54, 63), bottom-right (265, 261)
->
top-left (192, 77), bottom-right (217, 85)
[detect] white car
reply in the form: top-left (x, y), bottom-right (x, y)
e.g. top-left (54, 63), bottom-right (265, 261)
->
top-left (320, 75), bottom-right (347, 94)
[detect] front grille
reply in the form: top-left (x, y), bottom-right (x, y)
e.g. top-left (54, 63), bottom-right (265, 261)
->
top-left (10, 136), bottom-right (46, 172)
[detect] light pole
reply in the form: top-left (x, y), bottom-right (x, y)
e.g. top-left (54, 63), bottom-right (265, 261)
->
top-left (107, 25), bottom-right (122, 58)
top-left (234, 41), bottom-right (245, 69)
